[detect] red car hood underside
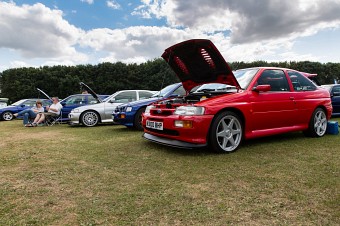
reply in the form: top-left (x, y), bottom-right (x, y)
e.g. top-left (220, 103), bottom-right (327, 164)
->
top-left (161, 39), bottom-right (241, 92)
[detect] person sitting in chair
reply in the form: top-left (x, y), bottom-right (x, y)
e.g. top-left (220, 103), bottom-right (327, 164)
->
top-left (29, 97), bottom-right (62, 127)
top-left (13, 100), bottom-right (45, 126)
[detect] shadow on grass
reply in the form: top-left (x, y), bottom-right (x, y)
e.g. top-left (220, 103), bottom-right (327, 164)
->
top-left (143, 132), bottom-right (310, 156)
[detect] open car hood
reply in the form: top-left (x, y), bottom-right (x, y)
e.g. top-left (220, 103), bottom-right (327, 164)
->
top-left (161, 39), bottom-right (240, 92)
top-left (37, 88), bottom-right (52, 101)
top-left (80, 82), bottom-right (103, 103)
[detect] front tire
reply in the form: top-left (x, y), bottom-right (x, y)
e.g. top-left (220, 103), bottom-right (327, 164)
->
top-left (81, 111), bottom-right (99, 127)
top-left (304, 108), bottom-right (327, 137)
top-left (2, 111), bottom-right (14, 121)
top-left (133, 107), bottom-right (146, 131)
top-left (209, 111), bottom-right (243, 153)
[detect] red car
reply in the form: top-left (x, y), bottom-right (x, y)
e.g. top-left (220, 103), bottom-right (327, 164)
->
top-left (142, 39), bottom-right (333, 153)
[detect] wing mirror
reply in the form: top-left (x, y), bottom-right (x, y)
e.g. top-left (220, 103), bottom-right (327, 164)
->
top-left (253, 85), bottom-right (271, 92)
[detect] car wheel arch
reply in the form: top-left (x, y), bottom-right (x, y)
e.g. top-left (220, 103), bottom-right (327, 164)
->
top-left (207, 107), bottom-right (246, 141)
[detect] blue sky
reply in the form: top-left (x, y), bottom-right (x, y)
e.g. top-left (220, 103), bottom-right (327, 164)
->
top-left (1, 0), bottom-right (340, 72)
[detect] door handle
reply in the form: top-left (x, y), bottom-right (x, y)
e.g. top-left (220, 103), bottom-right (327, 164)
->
top-left (289, 97), bottom-right (295, 100)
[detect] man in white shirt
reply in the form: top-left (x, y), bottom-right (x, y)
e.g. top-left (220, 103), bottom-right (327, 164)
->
top-left (29, 97), bottom-right (62, 126)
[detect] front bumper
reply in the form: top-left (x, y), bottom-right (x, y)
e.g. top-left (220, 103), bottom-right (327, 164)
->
top-left (68, 112), bottom-right (81, 124)
top-left (142, 114), bottom-right (214, 145)
top-left (143, 133), bottom-right (207, 149)
top-left (112, 112), bottom-right (134, 127)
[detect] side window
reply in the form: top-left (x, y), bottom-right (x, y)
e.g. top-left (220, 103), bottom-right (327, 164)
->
top-left (64, 96), bottom-right (86, 105)
top-left (288, 71), bottom-right (317, 91)
top-left (42, 100), bottom-right (51, 106)
top-left (332, 86), bottom-right (340, 96)
top-left (138, 91), bottom-right (153, 100)
top-left (88, 96), bottom-right (100, 104)
top-left (173, 86), bottom-right (186, 96)
top-left (256, 70), bottom-right (289, 92)
top-left (113, 91), bottom-right (137, 103)
top-left (23, 100), bottom-right (36, 107)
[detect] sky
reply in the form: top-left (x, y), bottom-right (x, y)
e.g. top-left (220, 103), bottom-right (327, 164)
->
top-left (1, 0), bottom-right (340, 72)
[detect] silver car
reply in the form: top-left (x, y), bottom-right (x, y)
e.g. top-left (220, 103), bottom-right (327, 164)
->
top-left (69, 90), bottom-right (155, 126)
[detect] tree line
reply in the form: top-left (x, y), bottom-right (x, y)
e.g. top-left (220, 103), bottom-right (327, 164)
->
top-left (0, 59), bottom-right (339, 102)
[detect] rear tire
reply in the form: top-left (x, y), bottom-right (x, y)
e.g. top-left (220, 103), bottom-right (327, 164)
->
top-left (2, 111), bottom-right (14, 121)
top-left (134, 107), bottom-right (146, 131)
top-left (303, 107), bottom-right (327, 137)
top-left (81, 111), bottom-right (99, 127)
top-left (209, 111), bottom-right (243, 153)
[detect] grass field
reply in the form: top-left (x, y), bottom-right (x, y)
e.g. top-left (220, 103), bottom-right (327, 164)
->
top-left (0, 119), bottom-right (339, 225)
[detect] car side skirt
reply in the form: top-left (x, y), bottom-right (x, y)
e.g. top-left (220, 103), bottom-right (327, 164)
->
top-left (143, 133), bottom-right (207, 149)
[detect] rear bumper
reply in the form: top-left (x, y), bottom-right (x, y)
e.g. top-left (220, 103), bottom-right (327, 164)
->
top-left (143, 133), bottom-right (207, 149)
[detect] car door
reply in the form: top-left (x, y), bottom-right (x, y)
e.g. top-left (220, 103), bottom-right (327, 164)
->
top-left (249, 69), bottom-right (297, 131)
top-left (331, 85), bottom-right (340, 114)
top-left (104, 91), bottom-right (137, 120)
top-left (287, 71), bottom-right (319, 124)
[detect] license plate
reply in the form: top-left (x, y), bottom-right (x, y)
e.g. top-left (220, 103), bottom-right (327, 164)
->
top-left (146, 120), bottom-right (163, 130)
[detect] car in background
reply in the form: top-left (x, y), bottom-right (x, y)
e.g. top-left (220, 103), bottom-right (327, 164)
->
top-left (113, 83), bottom-right (185, 130)
top-left (142, 39), bottom-right (332, 153)
top-left (59, 94), bottom-right (109, 122)
top-left (0, 98), bottom-right (51, 121)
top-left (0, 98), bottom-right (9, 109)
top-left (69, 90), bottom-right (156, 127)
top-left (322, 84), bottom-right (340, 116)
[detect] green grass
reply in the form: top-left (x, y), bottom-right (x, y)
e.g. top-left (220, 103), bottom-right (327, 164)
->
top-left (0, 119), bottom-right (339, 225)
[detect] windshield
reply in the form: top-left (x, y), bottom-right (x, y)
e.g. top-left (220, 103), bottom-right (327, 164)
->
top-left (234, 68), bottom-right (259, 89)
top-left (191, 83), bottom-right (234, 93)
top-left (11, 99), bottom-right (26, 106)
top-left (152, 83), bottom-right (179, 98)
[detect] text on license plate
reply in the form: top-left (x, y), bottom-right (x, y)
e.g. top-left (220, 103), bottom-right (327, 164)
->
top-left (146, 120), bottom-right (163, 130)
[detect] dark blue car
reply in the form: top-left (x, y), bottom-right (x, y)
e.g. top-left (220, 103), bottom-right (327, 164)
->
top-left (0, 98), bottom-right (52, 121)
top-left (113, 83), bottom-right (185, 130)
top-left (322, 84), bottom-right (340, 116)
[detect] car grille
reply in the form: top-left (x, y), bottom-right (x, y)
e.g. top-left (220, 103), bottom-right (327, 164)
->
top-left (150, 108), bottom-right (175, 116)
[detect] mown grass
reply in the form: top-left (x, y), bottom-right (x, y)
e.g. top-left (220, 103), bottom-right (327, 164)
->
top-left (0, 118), bottom-right (339, 225)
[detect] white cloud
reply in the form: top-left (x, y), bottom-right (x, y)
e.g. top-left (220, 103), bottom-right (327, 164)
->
top-left (132, 0), bottom-right (340, 44)
top-left (80, 0), bottom-right (94, 5)
top-left (107, 0), bottom-right (121, 9)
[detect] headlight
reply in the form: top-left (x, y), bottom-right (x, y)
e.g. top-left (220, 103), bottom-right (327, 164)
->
top-left (174, 106), bottom-right (205, 115)
top-left (126, 107), bottom-right (132, 112)
top-left (71, 109), bottom-right (80, 113)
top-left (145, 105), bottom-right (155, 114)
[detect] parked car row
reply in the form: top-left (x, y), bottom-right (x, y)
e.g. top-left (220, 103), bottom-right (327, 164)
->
top-left (1, 39), bottom-right (338, 153)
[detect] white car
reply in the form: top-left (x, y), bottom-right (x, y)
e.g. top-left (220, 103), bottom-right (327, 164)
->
top-left (69, 89), bottom-right (155, 126)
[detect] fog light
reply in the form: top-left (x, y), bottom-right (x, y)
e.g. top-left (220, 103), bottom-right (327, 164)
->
top-left (120, 114), bottom-right (126, 119)
top-left (174, 120), bottom-right (193, 128)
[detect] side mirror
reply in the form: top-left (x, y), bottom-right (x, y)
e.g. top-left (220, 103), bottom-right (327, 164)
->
top-left (109, 98), bottom-right (116, 103)
top-left (20, 104), bottom-right (26, 107)
top-left (252, 85), bottom-right (271, 92)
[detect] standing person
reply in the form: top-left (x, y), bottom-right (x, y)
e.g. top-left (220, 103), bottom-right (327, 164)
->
top-left (29, 97), bottom-right (62, 127)
top-left (13, 100), bottom-right (45, 126)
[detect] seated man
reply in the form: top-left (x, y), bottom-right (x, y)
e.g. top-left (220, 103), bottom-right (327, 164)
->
top-left (29, 97), bottom-right (62, 127)
top-left (13, 100), bottom-right (45, 126)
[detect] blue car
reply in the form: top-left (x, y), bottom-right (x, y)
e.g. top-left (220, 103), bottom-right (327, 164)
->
top-left (113, 83), bottom-right (185, 130)
top-left (0, 98), bottom-right (52, 121)
top-left (59, 94), bottom-right (109, 122)
top-left (322, 84), bottom-right (340, 116)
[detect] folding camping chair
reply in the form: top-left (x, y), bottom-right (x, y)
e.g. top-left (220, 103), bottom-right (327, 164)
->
top-left (44, 110), bottom-right (62, 126)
